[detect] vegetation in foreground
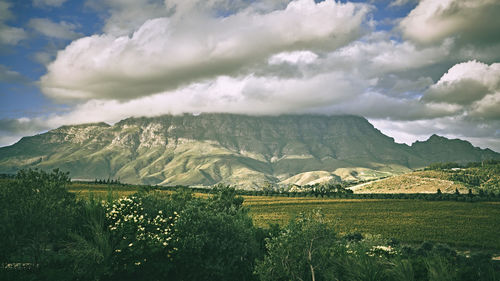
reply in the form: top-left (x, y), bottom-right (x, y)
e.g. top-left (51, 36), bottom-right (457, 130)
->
top-left (1, 169), bottom-right (499, 280)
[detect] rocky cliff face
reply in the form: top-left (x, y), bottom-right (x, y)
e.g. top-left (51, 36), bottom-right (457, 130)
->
top-left (1, 114), bottom-right (498, 189)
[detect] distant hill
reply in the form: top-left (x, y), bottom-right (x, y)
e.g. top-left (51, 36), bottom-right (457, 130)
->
top-left (351, 161), bottom-right (500, 194)
top-left (0, 114), bottom-right (498, 189)
top-left (411, 134), bottom-right (499, 164)
top-left (349, 170), bottom-right (469, 194)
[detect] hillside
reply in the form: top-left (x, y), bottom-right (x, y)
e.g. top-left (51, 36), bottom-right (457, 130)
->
top-left (350, 170), bottom-right (469, 194)
top-left (351, 161), bottom-right (500, 194)
top-left (0, 114), bottom-right (499, 189)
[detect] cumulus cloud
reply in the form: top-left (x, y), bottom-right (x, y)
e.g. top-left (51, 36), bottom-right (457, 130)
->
top-left (400, 0), bottom-right (500, 45)
top-left (469, 93), bottom-right (500, 120)
top-left (86, 0), bottom-right (167, 36)
top-left (28, 18), bottom-right (81, 40)
top-left (85, 0), bottom-right (262, 36)
top-left (325, 33), bottom-right (453, 77)
top-left (2, 0), bottom-right (499, 153)
top-left (423, 60), bottom-right (500, 119)
top-left (364, 60), bottom-right (500, 152)
top-left (40, 0), bottom-right (370, 101)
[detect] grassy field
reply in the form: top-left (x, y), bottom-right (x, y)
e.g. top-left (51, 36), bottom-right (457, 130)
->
top-left (69, 183), bottom-right (500, 250)
top-left (244, 196), bottom-right (500, 250)
top-left (69, 183), bottom-right (144, 199)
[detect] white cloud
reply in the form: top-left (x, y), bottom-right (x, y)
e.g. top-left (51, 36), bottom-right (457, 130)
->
top-left (268, 51), bottom-right (318, 65)
top-left (41, 0), bottom-right (370, 101)
top-left (86, 0), bottom-right (265, 37)
top-left (322, 32), bottom-right (453, 79)
top-left (44, 71), bottom-right (364, 124)
top-left (86, 0), bottom-right (166, 36)
top-left (469, 92), bottom-right (500, 120)
top-left (364, 61), bottom-right (500, 152)
top-left (400, 0), bottom-right (500, 45)
top-left (436, 60), bottom-right (500, 86)
top-left (28, 18), bottom-right (81, 40)
top-left (2, 0), bottom-right (499, 154)
top-left (423, 61), bottom-right (500, 118)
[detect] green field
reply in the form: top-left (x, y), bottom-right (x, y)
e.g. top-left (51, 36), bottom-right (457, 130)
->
top-left (244, 196), bottom-right (500, 250)
top-left (69, 183), bottom-right (500, 251)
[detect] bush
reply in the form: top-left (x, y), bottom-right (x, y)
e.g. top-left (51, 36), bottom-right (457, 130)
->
top-left (255, 211), bottom-right (342, 281)
top-left (0, 169), bottom-right (79, 267)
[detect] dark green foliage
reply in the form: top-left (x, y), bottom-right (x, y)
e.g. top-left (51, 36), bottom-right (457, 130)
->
top-left (255, 211), bottom-right (343, 281)
top-left (2, 172), bottom-right (500, 281)
top-left (0, 169), bottom-right (78, 266)
top-left (345, 232), bottom-right (364, 242)
top-left (65, 195), bottom-right (113, 280)
top-left (0, 169), bottom-right (82, 280)
top-left (171, 186), bottom-right (258, 281)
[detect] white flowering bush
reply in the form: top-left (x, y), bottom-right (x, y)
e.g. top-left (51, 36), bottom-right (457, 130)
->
top-left (368, 245), bottom-right (398, 258)
top-left (103, 195), bottom-right (178, 273)
top-left (344, 234), bottom-right (399, 259)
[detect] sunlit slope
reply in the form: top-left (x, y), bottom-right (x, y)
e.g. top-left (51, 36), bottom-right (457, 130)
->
top-left (0, 114), bottom-right (498, 188)
top-left (350, 170), bottom-right (469, 194)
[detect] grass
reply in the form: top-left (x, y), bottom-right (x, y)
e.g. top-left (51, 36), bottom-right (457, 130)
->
top-left (68, 183), bottom-right (500, 250)
top-left (245, 196), bottom-right (500, 250)
top-left (69, 183), bottom-right (142, 199)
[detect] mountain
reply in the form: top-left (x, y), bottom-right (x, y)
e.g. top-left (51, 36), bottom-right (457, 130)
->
top-left (0, 114), bottom-right (498, 189)
top-left (411, 134), bottom-right (499, 164)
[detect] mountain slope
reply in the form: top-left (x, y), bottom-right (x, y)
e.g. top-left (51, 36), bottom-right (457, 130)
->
top-left (0, 114), bottom-right (498, 189)
top-left (411, 134), bottom-right (499, 164)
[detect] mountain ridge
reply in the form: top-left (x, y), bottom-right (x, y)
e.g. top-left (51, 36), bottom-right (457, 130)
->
top-left (1, 113), bottom-right (498, 189)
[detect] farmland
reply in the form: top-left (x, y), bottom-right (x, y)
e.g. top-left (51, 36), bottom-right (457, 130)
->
top-left (245, 196), bottom-right (500, 250)
top-left (68, 183), bottom-right (500, 250)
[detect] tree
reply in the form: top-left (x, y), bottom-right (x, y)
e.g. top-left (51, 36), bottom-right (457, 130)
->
top-left (169, 186), bottom-right (259, 281)
top-left (0, 169), bottom-right (78, 267)
top-left (255, 211), bottom-right (341, 281)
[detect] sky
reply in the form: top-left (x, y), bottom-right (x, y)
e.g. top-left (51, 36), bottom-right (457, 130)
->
top-left (0, 0), bottom-right (499, 152)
